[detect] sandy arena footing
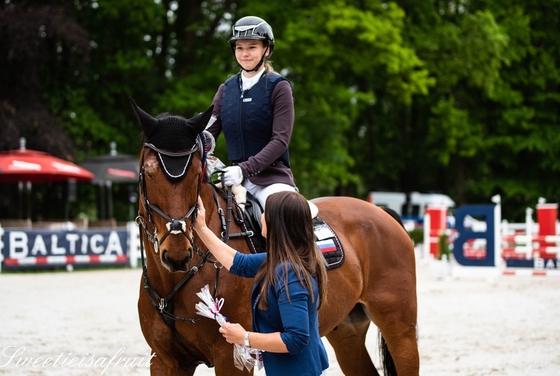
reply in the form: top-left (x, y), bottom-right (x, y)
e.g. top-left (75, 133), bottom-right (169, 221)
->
top-left (1, 261), bottom-right (559, 375)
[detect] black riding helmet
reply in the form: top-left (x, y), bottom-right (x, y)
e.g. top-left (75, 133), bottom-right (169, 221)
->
top-left (229, 16), bottom-right (275, 71)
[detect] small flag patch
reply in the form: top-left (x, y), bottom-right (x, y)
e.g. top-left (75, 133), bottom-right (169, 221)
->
top-left (316, 239), bottom-right (337, 253)
top-left (313, 216), bottom-right (344, 270)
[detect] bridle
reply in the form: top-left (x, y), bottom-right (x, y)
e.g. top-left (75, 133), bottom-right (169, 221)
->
top-left (137, 139), bottom-right (205, 258)
top-left (135, 135), bottom-right (219, 370)
top-left (134, 132), bottom-right (258, 371)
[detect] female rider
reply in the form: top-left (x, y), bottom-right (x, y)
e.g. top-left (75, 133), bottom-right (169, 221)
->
top-left (205, 16), bottom-right (297, 209)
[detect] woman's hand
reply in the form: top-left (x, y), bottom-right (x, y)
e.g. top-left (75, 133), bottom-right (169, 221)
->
top-left (193, 196), bottom-right (236, 269)
top-left (218, 322), bottom-right (246, 345)
top-left (194, 197), bottom-right (207, 232)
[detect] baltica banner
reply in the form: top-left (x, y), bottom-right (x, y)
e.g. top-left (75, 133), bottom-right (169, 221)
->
top-left (2, 229), bottom-right (129, 268)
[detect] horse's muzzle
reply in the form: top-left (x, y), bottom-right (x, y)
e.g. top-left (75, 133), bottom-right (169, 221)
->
top-left (161, 248), bottom-right (193, 272)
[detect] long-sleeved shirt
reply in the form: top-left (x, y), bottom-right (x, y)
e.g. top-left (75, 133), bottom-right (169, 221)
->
top-left (230, 252), bottom-right (329, 376)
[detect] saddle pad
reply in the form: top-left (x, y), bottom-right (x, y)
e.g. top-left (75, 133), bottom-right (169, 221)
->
top-left (313, 216), bottom-right (345, 270)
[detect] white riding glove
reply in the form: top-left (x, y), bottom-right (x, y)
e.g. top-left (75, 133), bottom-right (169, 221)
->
top-left (223, 166), bottom-right (243, 186)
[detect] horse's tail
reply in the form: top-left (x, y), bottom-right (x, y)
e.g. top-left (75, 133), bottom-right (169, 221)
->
top-left (378, 330), bottom-right (398, 376)
top-left (381, 207), bottom-right (406, 229)
top-left (379, 206), bottom-right (413, 375)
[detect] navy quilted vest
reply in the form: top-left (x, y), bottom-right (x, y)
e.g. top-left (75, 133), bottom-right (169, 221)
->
top-left (220, 72), bottom-right (291, 166)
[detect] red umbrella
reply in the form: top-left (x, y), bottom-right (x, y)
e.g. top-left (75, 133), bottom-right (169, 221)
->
top-left (0, 138), bottom-right (94, 183)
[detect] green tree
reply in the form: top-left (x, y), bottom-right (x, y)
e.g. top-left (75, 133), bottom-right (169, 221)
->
top-left (0, 1), bottom-right (92, 219)
top-left (263, 0), bottom-right (433, 197)
top-left (398, 0), bottom-right (560, 219)
top-left (2, 0), bottom-right (560, 223)
top-left (0, 1), bottom-right (89, 157)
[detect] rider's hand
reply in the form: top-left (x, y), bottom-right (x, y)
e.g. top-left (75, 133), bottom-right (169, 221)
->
top-left (223, 166), bottom-right (243, 186)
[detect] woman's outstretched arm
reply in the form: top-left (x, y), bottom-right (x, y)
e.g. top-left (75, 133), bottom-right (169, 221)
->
top-left (193, 197), bottom-right (236, 270)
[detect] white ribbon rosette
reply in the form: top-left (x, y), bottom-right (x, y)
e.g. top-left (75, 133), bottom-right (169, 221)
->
top-left (195, 285), bottom-right (262, 371)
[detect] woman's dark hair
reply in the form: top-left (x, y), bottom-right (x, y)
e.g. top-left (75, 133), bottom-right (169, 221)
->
top-left (254, 191), bottom-right (327, 310)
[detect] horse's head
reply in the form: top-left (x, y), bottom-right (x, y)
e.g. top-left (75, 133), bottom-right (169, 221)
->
top-left (131, 98), bottom-right (213, 273)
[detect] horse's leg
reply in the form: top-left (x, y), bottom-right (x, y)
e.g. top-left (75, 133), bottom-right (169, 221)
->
top-left (325, 304), bottom-right (380, 376)
top-left (149, 355), bottom-right (195, 376)
top-left (364, 283), bottom-right (419, 376)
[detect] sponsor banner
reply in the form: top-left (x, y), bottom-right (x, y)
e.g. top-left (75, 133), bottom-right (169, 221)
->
top-left (505, 258), bottom-right (559, 269)
top-left (2, 229), bottom-right (128, 268)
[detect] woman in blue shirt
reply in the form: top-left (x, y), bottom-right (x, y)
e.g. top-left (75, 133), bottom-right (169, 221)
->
top-left (194, 191), bottom-right (329, 376)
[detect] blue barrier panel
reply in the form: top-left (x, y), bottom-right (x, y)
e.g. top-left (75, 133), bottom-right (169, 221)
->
top-left (453, 204), bottom-right (496, 267)
top-left (2, 228), bottom-right (128, 269)
top-left (506, 258), bottom-right (559, 269)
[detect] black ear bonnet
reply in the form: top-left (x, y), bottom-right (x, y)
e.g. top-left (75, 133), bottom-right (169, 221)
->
top-left (130, 98), bottom-right (213, 180)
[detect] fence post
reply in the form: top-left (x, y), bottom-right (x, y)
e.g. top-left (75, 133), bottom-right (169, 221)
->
top-left (426, 206), bottom-right (447, 259)
top-left (0, 225), bottom-right (4, 273)
top-left (127, 221), bottom-right (140, 268)
top-left (536, 201), bottom-right (558, 259)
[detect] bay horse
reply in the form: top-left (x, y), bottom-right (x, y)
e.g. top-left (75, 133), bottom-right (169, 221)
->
top-left (130, 99), bottom-right (419, 376)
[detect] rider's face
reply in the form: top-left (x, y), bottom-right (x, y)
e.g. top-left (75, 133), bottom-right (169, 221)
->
top-left (234, 40), bottom-right (267, 72)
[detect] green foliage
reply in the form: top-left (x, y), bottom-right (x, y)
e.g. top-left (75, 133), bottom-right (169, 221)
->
top-left (438, 233), bottom-right (452, 261)
top-left (2, 0), bottom-right (560, 222)
top-left (277, 0), bottom-right (433, 197)
top-left (408, 229), bottom-right (424, 246)
top-left (389, 0), bottom-right (560, 220)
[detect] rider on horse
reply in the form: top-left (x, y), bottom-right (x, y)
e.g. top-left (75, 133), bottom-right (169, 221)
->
top-left (205, 16), bottom-right (299, 211)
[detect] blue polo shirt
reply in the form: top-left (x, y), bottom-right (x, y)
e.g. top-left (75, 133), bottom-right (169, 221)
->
top-left (230, 252), bottom-right (329, 376)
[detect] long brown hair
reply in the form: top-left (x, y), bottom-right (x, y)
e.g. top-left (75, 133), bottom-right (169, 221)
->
top-left (254, 191), bottom-right (327, 310)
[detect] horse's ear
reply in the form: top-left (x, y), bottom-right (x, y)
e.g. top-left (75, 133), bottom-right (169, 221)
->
top-left (130, 97), bottom-right (158, 133)
top-left (188, 105), bottom-right (214, 134)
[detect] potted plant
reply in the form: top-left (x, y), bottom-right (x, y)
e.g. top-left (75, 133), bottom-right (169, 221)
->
top-left (430, 232), bottom-right (453, 279)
